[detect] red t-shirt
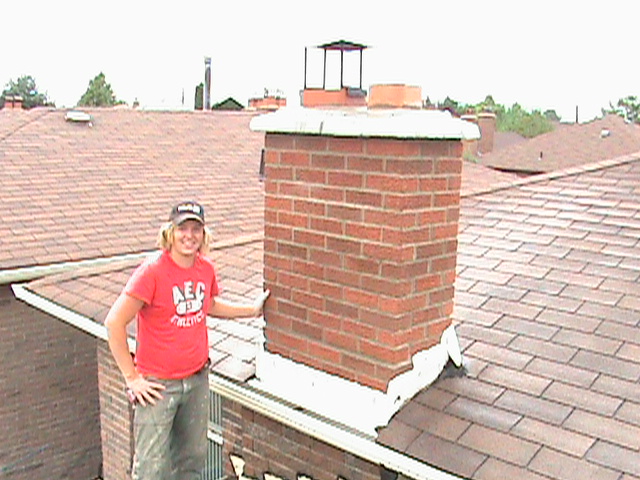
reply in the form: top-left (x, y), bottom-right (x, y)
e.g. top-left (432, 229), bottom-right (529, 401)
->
top-left (124, 250), bottom-right (219, 379)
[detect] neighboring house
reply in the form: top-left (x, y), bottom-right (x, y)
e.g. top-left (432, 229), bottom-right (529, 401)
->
top-left (479, 114), bottom-right (640, 174)
top-left (2, 100), bottom-right (639, 480)
top-left (212, 97), bottom-right (245, 111)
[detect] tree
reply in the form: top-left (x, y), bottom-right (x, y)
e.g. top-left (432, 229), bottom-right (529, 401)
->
top-left (606, 96), bottom-right (640, 124)
top-left (1, 75), bottom-right (53, 109)
top-left (78, 72), bottom-right (123, 107)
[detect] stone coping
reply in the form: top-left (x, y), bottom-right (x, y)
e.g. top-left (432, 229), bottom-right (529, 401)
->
top-left (250, 107), bottom-right (481, 140)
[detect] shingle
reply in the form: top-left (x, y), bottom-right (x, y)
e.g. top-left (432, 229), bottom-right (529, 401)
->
top-left (458, 425), bottom-right (539, 466)
top-left (511, 417), bottom-right (595, 458)
top-left (586, 441), bottom-right (640, 477)
top-left (530, 447), bottom-right (620, 480)
top-left (563, 410), bottom-right (640, 450)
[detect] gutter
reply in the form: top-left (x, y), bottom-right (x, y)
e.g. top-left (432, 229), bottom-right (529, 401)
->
top-left (210, 374), bottom-right (465, 480)
top-left (14, 283), bottom-right (463, 480)
top-left (0, 251), bottom-right (153, 285)
top-left (0, 232), bottom-right (263, 286)
top-left (10, 284), bottom-right (137, 352)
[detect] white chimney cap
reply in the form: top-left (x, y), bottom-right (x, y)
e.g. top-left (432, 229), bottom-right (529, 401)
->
top-left (250, 107), bottom-right (480, 140)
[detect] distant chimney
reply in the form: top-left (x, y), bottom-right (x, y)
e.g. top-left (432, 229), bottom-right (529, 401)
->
top-left (477, 112), bottom-right (496, 154)
top-left (368, 84), bottom-right (422, 109)
top-left (204, 57), bottom-right (212, 110)
top-left (252, 108), bottom-right (478, 392)
top-left (460, 114), bottom-right (479, 158)
top-left (3, 95), bottom-right (23, 110)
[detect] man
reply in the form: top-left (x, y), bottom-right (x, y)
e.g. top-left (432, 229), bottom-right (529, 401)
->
top-left (105, 200), bottom-right (269, 479)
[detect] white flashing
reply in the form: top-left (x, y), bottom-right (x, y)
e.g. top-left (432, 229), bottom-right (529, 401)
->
top-left (250, 324), bottom-right (460, 437)
top-left (250, 107), bottom-right (480, 140)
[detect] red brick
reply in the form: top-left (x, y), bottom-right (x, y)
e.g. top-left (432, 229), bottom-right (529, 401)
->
top-left (265, 133), bottom-right (295, 149)
top-left (292, 318), bottom-right (323, 340)
top-left (344, 287), bottom-right (380, 308)
top-left (295, 135), bottom-right (328, 151)
top-left (327, 137), bottom-right (364, 153)
top-left (308, 248), bottom-right (341, 267)
top-left (345, 223), bottom-right (382, 241)
top-left (366, 138), bottom-right (422, 156)
top-left (308, 310), bottom-right (342, 330)
top-left (266, 164), bottom-right (293, 180)
top-left (345, 189), bottom-right (383, 207)
top-left (307, 339), bottom-right (341, 363)
top-left (293, 230), bottom-right (325, 248)
top-left (278, 182), bottom-right (311, 198)
top-left (366, 173), bottom-right (419, 192)
top-left (387, 158), bottom-right (434, 175)
top-left (311, 153), bottom-right (345, 169)
top-left (309, 217), bottom-right (343, 235)
top-left (384, 193), bottom-right (431, 210)
top-left (360, 338), bottom-right (410, 365)
top-left (344, 255), bottom-right (380, 275)
top-left (347, 155), bottom-right (384, 172)
top-left (421, 140), bottom-right (459, 157)
top-left (325, 329), bottom-right (359, 350)
top-left (309, 185), bottom-right (345, 202)
top-left (293, 198), bottom-right (325, 216)
top-left (364, 209), bottom-right (417, 228)
top-left (281, 151), bottom-right (311, 166)
top-left (327, 171), bottom-right (364, 187)
top-left (296, 168), bottom-right (326, 184)
top-left (277, 211), bottom-right (308, 228)
top-left (265, 196), bottom-right (293, 212)
top-left (326, 236), bottom-right (362, 255)
top-left (435, 158), bottom-right (462, 174)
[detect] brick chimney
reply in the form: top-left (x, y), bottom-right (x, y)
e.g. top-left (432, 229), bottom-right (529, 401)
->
top-left (3, 95), bottom-right (23, 110)
top-left (368, 84), bottom-right (422, 109)
top-left (252, 109), bottom-right (478, 394)
top-left (477, 112), bottom-right (496, 154)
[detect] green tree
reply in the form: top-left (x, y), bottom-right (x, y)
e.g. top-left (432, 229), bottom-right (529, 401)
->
top-left (1, 75), bottom-right (53, 109)
top-left (607, 95), bottom-right (640, 124)
top-left (78, 72), bottom-right (123, 107)
top-left (496, 103), bottom-right (554, 138)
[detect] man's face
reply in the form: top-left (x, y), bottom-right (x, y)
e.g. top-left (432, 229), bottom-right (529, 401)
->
top-left (172, 220), bottom-right (204, 257)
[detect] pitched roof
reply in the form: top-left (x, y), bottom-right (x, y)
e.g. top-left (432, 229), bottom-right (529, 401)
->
top-left (378, 153), bottom-right (640, 479)
top-left (480, 115), bottom-right (640, 174)
top-left (0, 108), bottom-right (265, 270)
top-left (9, 108), bottom-right (640, 479)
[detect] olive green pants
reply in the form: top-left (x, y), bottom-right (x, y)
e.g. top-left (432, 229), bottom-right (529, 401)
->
top-left (131, 367), bottom-right (209, 480)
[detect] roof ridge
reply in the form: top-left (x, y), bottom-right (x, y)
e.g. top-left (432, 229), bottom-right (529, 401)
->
top-left (462, 150), bottom-right (640, 199)
top-left (0, 108), bottom-right (55, 142)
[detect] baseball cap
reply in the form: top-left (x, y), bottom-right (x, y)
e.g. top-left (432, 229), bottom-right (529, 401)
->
top-left (169, 201), bottom-right (205, 225)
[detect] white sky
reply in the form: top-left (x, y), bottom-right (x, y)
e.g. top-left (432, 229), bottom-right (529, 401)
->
top-left (2, 0), bottom-right (638, 122)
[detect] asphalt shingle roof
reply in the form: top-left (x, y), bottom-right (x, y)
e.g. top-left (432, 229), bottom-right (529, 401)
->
top-left (6, 107), bottom-right (640, 479)
top-left (378, 154), bottom-right (640, 479)
top-left (0, 108), bottom-right (265, 269)
top-left (480, 115), bottom-right (640, 174)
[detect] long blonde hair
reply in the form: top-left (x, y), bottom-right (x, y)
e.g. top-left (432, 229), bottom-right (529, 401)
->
top-left (156, 222), bottom-right (213, 254)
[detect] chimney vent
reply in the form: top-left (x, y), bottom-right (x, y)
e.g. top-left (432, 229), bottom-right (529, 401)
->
top-left (204, 57), bottom-right (212, 110)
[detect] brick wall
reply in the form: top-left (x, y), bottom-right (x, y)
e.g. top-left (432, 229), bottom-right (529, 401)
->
top-left (222, 398), bottom-right (380, 480)
top-left (0, 285), bottom-right (102, 479)
top-left (97, 341), bottom-right (134, 480)
top-left (263, 133), bottom-right (462, 391)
